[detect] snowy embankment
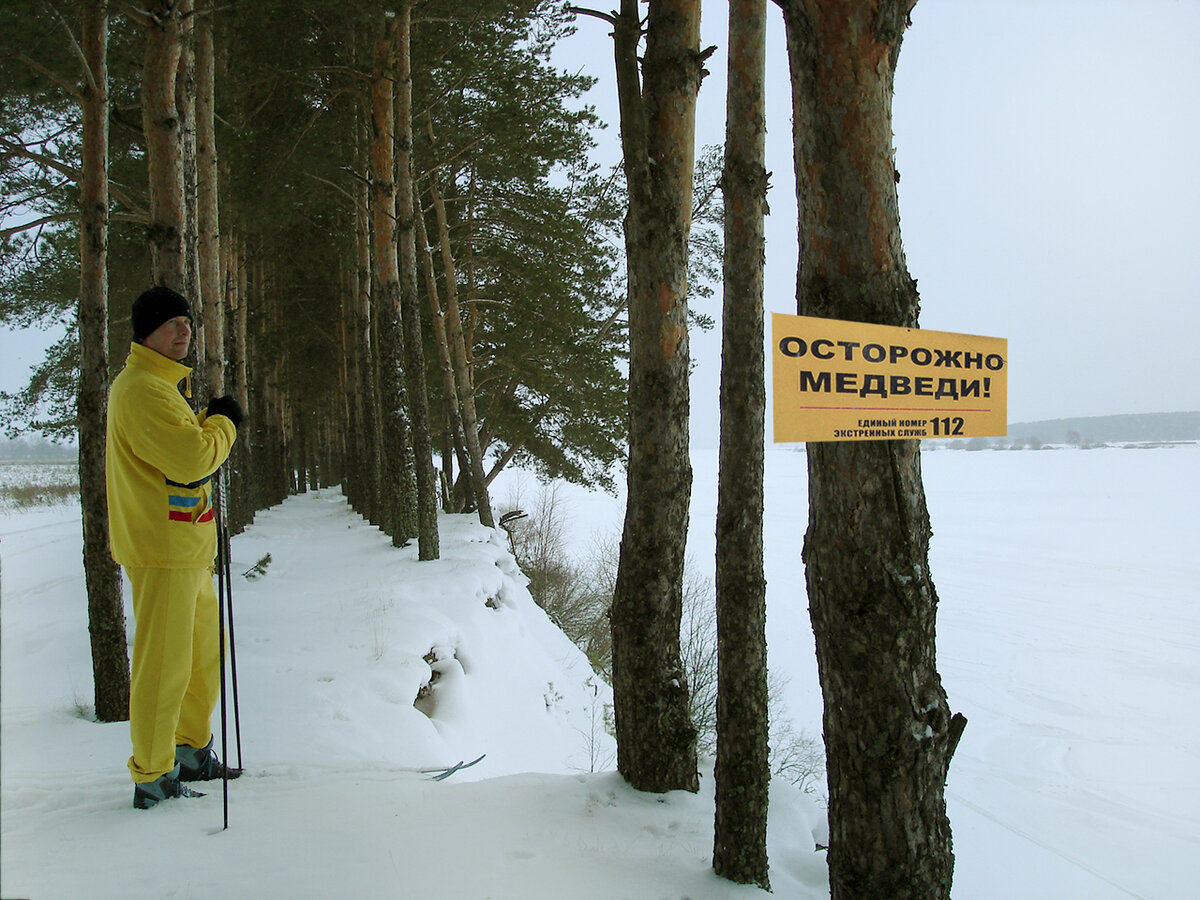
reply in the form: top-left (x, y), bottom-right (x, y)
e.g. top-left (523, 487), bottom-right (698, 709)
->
top-left (1, 487), bottom-right (827, 900)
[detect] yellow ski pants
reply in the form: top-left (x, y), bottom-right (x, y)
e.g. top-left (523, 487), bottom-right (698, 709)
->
top-left (126, 566), bottom-right (221, 783)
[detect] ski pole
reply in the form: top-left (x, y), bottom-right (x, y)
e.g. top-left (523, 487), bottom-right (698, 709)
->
top-left (215, 468), bottom-right (231, 830)
top-left (219, 465), bottom-right (243, 768)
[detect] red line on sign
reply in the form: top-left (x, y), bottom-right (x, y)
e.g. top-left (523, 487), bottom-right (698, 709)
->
top-left (794, 405), bottom-right (993, 413)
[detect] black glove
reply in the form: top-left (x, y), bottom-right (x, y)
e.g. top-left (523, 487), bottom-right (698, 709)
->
top-left (206, 395), bottom-right (244, 429)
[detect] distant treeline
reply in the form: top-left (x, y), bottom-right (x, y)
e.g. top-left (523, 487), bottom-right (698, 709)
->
top-left (1006, 411), bottom-right (1200, 446)
top-left (0, 436), bottom-right (76, 461)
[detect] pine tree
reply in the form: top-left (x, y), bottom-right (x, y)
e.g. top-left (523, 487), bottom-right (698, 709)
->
top-left (369, 11), bottom-right (419, 544)
top-left (774, 1), bottom-right (963, 896)
top-left (196, 0), bottom-right (224, 395)
top-left (3, 0), bottom-right (633, 529)
top-left (78, 0), bottom-right (131, 724)
top-left (713, 0), bottom-right (769, 885)
top-left (583, 0), bottom-right (710, 794)
top-left (395, 0), bottom-right (438, 559)
top-left (138, 0), bottom-right (187, 290)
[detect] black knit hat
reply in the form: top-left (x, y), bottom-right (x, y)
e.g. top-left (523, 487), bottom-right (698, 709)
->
top-left (131, 286), bottom-right (192, 343)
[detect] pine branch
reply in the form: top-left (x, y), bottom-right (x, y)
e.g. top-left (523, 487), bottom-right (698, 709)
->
top-left (16, 52), bottom-right (82, 101)
top-left (567, 6), bottom-right (618, 27)
top-left (41, 0), bottom-right (94, 94)
top-left (0, 213), bottom-right (74, 240)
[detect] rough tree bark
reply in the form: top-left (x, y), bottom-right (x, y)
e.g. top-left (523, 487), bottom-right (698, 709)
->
top-left (395, 0), bottom-right (438, 559)
top-left (352, 117), bottom-right (382, 525)
top-left (196, 0), bottom-right (223, 394)
top-left (140, 0), bottom-right (185, 290)
top-left (369, 15), bottom-right (418, 545)
top-left (606, 0), bottom-right (706, 794)
top-left (339, 257), bottom-right (362, 508)
top-left (175, 0), bottom-right (198, 335)
top-left (226, 236), bottom-right (252, 529)
top-left (424, 123), bottom-right (494, 528)
top-left (774, 2), bottom-right (961, 897)
top-left (79, 0), bottom-right (130, 724)
top-left (713, 0), bottom-right (769, 885)
top-left (414, 203), bottom-right (471, 512)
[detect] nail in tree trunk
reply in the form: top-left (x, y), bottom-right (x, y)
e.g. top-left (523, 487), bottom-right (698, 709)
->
top-left (713, 0), bottom-right (769, 885)
top-left (79, 0), bottom-right (130, 723)
top-left (774, 2), bottom-right (960, 896)
top-left (608, 0), bottom-right (704, 794)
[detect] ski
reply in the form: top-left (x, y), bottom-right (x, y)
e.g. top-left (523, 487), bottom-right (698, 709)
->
top-left (429, 761), bottom-right (464, 781)
top-left (421, 753), bottom-right (486, 781)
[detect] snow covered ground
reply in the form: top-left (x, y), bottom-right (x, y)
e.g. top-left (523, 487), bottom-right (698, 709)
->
top-left (496, 443), bottom-right (1200, 900)
top-left (921, 446), bottom-right (1200, 900)
top-left (2, 444), bottom-right (1197, 899)
top-left (1, 474), bottom-right (825, 900)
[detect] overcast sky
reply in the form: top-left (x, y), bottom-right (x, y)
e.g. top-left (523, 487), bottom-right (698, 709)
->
top-left (561, 0), bottom-right (1200, 446)
top-left (4, 0), bottom-right (1197, 445)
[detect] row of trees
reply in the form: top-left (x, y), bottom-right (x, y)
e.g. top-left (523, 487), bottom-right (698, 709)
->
top-left (3, 0), bottom-right (633, 724)
top-left (556, 2), bottom-right (966, 895)
top-left (3, 0), bottom-right (963, 896)
top-left (2, 1), bottom-right (635, 504)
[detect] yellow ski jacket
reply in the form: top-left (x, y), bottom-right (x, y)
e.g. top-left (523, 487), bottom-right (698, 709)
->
top-left (106, 342), bottom-right (237, 569)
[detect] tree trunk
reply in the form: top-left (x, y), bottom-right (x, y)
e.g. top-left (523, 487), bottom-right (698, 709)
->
top-left (294, 413), bottom-right (307, 493)
top-left (176, 0), bottom-right (199, 322)
top-left (775, 2), bottom-right (958, 897)
top-left (423, 119), bottom-right (493, 528)
top-left (370, 14), bottom-right (417, 546)
top-left (354, 152), bottom-right (381, 525)
top-left (234, 241), bottom-right (249, 411)
top-left (227, 236), bottom-right (252, 530)
top-left (196, 0), bottom-right (223, 395)
top-left (608, 0), bottom-right (703, 794)
top-left (415, 205), bottom-right (471, 512)
top-left (79, 0), bottom-right (129, 724)
top-left (265, 259), bottom-right (291, 508)
top-left (395, 0), bottom-right (438, 559)
top-left (713, 0), bottom-right (769, 885)
top-left (141, 0), bottom-right (185, 290)
top-left (368, 243), bottom-right (389, 523)
top-left (338, 258), bottom-right (361, 507)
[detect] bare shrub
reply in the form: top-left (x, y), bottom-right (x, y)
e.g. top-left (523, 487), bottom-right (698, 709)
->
top-left (500, 476), bottom-right (826, 791)
top-left (500, 480), bottom-right (606, 668)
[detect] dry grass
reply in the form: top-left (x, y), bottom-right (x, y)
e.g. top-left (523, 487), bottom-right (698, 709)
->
top-left (0, 463), bottom-right (80, 510)
top-left (4, 482), bottom-right (79, 507)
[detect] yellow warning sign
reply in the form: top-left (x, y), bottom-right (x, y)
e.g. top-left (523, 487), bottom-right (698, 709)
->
top-left (772, 313), bottom-right (1007, 442)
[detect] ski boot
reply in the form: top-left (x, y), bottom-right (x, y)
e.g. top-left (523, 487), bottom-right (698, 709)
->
top-left (176, 737), bottom-right (242, 782)
top-left (133, 764), bottom-right (205, 810)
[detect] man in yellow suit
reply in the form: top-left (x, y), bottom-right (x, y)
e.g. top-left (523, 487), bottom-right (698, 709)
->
top-left (106, 285), bottom-right (244, 809)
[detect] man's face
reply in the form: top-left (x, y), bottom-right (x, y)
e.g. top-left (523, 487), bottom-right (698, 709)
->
top-left (142, 315), bottom-right (192, 361)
